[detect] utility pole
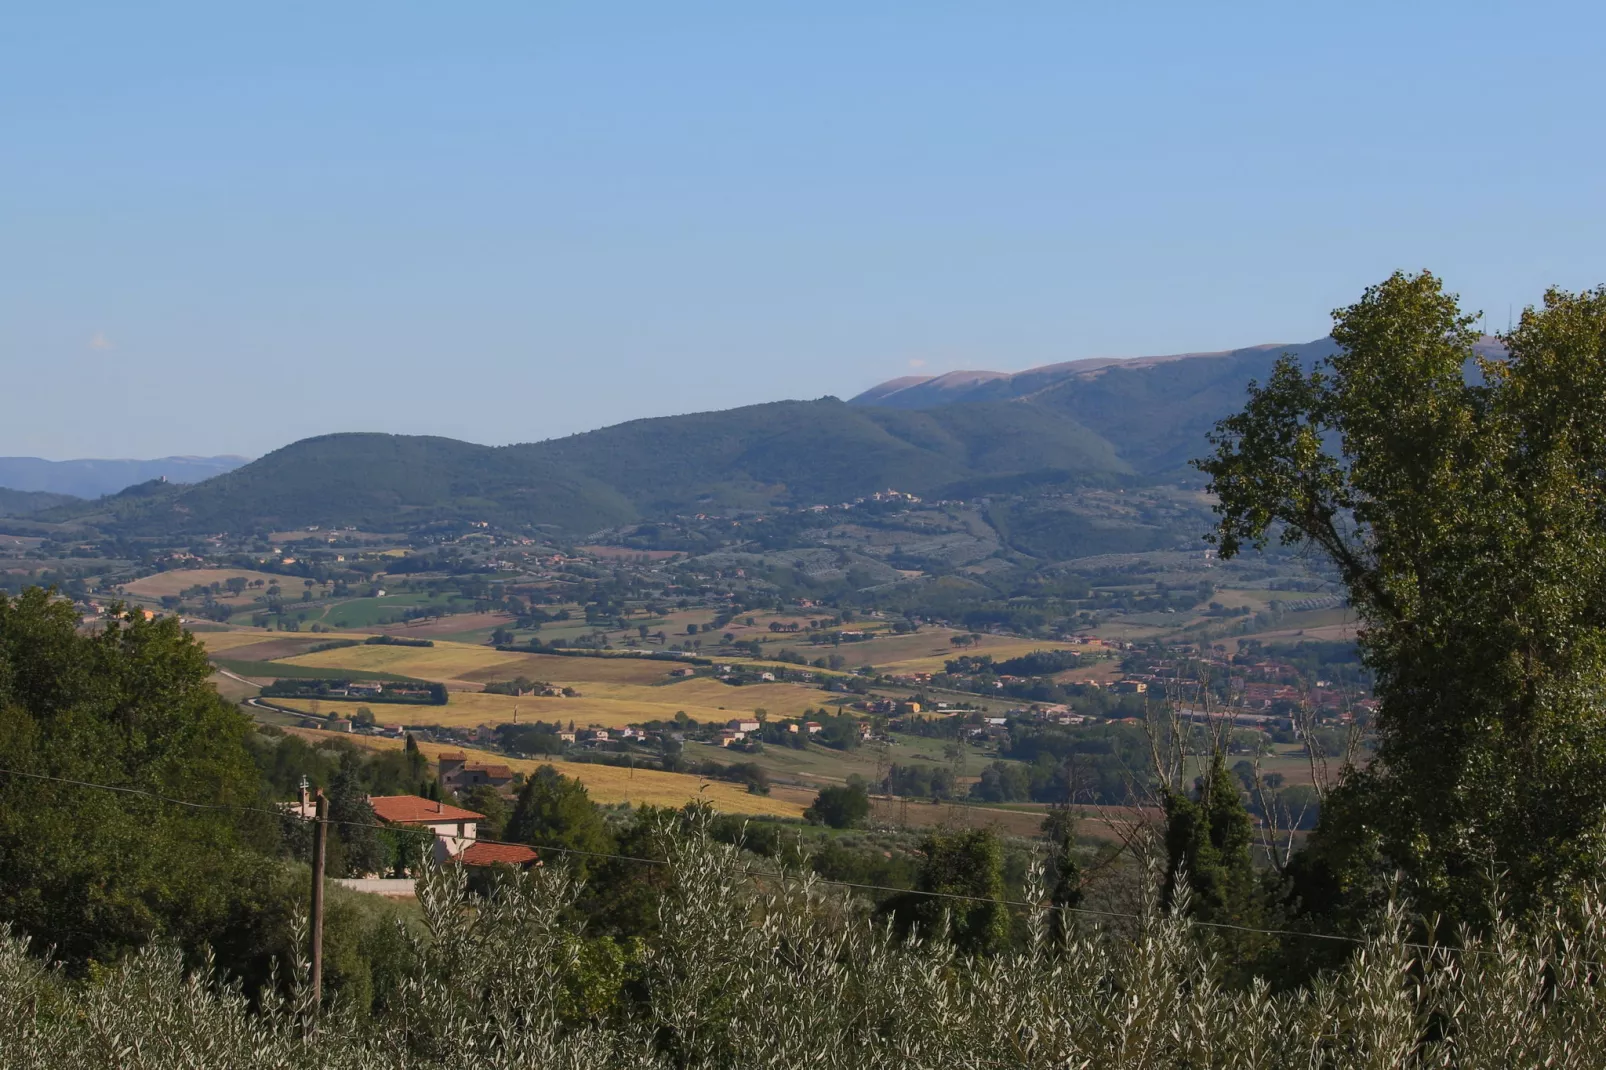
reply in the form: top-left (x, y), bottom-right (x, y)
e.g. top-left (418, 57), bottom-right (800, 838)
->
top-left (309, 789), bottom-right (328, 1016)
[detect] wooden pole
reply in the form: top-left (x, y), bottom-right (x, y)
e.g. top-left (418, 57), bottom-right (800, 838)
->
top-left (309, 790), bottom-right (328, 1014)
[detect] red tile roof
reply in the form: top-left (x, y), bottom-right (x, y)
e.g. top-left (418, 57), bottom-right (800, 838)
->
top-left (368, 795), bottom-right (483, 825)
top-left (456, 841), bottom-right (540, 867)
top-left (462, 763), bottom-right (513, 779)
top-left (437, 751), bottom-right (469, 763)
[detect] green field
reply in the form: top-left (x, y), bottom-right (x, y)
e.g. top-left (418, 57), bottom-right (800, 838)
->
top-left (312, 592), bottom-right (456, 629)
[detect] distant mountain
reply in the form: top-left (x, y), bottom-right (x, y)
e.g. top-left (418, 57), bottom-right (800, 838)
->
top-left (851, 342), bottom-right (1324, 410)
top-left (39, 335), bottom-right (1510, 538)
top-left (855, 335), bottom-right (1510, 412)
top-left (0, 487), bottom-right (79, 518)
top-left (0, 455), bottom-right (250, 498)
top-left (854, 339), bottom-right (1343, 475)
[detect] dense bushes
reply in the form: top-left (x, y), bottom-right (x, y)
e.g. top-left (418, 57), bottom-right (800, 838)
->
top-left (0, 590), bottom-right (272, 968)
top-left (7, 822), bottom-right (1606, 1068)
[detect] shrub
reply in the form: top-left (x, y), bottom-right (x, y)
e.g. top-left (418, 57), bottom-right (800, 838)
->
top-left (6, 820), bottom-right (1606, 1067)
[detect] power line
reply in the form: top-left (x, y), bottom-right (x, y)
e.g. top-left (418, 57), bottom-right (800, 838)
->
top-left (0, 765), bottom-right (1564, 960)
top-left (0, 766), bottom-right (668, 867)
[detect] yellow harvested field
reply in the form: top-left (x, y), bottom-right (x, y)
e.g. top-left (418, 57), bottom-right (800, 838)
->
top-left (277, 695), bottom-right (661, 729)
top-left (290, 729), bottom-right (806, 817)
top-left (276, 645), bottom-right (837, 722)
top-left (1055, 659), bottom-right (1122, 685)
top-left (280, 641), bottom-right (529, 680)
top-left (873, 635), bottom-right (1092, 675)
top-left (194, 629), bottom-right (297, 653)
top-left (125, 569), bottom-right (293, 601)
top-left (647, 678), bottom-right (827, 718)
top-left (458, 653), bottom-right (675, 686)
top-left (274, 676), bottom-right (832, 729)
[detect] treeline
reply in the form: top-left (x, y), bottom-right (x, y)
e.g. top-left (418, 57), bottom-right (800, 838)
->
top-left (261, 679), bottom-right (449, 705)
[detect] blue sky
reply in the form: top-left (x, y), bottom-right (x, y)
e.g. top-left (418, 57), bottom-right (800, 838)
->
top-left (3, 2), bottom-right (1602, 459)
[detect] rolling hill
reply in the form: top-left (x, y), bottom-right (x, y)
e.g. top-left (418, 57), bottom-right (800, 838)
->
top-left (851, 339), bottom-right (1343, 476)
top-left (49, 398), bottom-right (1131, 535)
top-left (852, 334), bottom-right (1509, 473)
top-left (0, 488), bottom-right (80, 518)
top-left (53, 333), bottom-right (1494, 537)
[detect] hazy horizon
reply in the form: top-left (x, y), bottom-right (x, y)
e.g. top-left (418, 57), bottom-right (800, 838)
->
top-left (8, 332), bottom-right (1335, 463)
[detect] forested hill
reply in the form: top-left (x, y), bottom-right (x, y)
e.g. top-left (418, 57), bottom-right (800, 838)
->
top-left (47, 336), bottom-right (1441, 536)
top-left (46, 398), bottom-right (1133, 535)
top-left (0, 488), bottom-right (80, 518)
top-left (852, 338), bottom-right (1342, 474)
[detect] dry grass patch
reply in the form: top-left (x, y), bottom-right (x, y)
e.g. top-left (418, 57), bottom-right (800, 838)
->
top-left (368, 612), bottom-right (514, 639)
top-left (653, 678), bottom-right (829, 719)
top-left (124, 569), bottom-right (297, 602)
top-left (457, 653), bottom-right (672, 687)
top-left (272, 686), bottom-right (819, 730)
top-left (279, 641), bottom-right (528, 680)
top-left (274, 645), bottom-right (847, 723)
top-left (875, 634), bottom-right (1087, 675)
top-left (194, 629), bottom-right (302, 654)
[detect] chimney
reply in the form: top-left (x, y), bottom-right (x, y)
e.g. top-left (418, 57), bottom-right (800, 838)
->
top-left (436, 799), bottom-right (442, 813)
top-left (299, 776), bottom-right (310, 817)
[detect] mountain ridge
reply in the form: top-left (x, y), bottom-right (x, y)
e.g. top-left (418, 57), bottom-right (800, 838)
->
top-left (46, 398), bottom-right (1130, 536)
top-left (851, 341), bottom-right (1314, 409)
top-left (0, 454), bottom-right (250, 498)
top-left (40, 334), bottom-right (1510, 538)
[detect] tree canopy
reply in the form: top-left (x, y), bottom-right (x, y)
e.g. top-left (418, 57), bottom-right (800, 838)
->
top-left (804, 780), bottom-right (870, 829)
top-left (505, 765), bottom-right (614, 878)
top-left (0, 589), bottom-right (270, 965)
top-left (1198, 273), bottom-right (1606, 921)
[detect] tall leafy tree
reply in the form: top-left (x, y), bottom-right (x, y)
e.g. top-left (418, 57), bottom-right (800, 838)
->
top-left (1198, 273), bottom-right (1606, 923)
top-left (460, 783), bottom-right (510, 842)
top-left (1041, 806), bottom-right (1083, 946)
top-left (887, 828), bottom-right (1010, 955)
top-left (1162, 752), bottom-right (1256, 925)
top-left (505, 765), bottom-right (614, 878)
top-left (0, 591), bottom-right (269, 965)
top-left (328, 762), bottom-right (384, 878)
top-left (803, 780), bottom-right (870, 829)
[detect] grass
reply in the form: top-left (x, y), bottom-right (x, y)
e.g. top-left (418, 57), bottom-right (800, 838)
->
top-left (318, 592), bottom-right (458, 629)
top-left (869, 635), bottom-right (1097, 675)
top-left (279, 641), bottom-right (528, 680)
top-left (213, 659), bottom-right (425, 683)
top-left (208, 670), bottom-right (260, 704)
top-left (194, 629), bottom-right (309, 653)
top-left (290, 727), bottom-right (807, 817)
top-left (122, 568), bottom-right (294, 602)
top-left (273, 644), bottom-right (845, 725)
top-left (693, 730), bottom-right (1002, 789)
top-left (458, 652), bottom-right (679, 686)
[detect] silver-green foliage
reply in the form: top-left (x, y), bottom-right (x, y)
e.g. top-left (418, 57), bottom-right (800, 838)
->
top-left (3, 822), bottom-right (1605, 1069)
